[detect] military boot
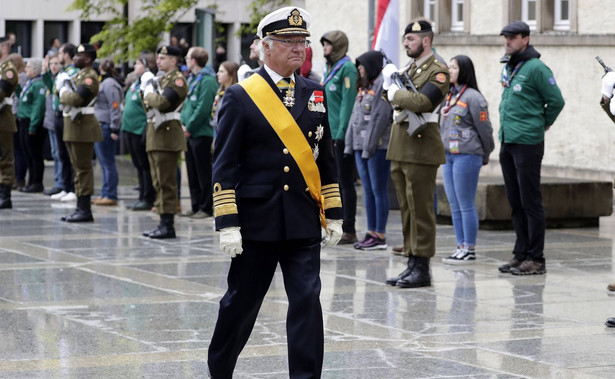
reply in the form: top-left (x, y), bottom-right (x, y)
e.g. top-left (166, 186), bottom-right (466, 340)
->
top-left (396, 256), bottom-right (431, 288)
top-left (0, 185), bottom-right (12, 209)
top-left (147, 213), bottom-right (176, 239)
top-left (385, 255), bottom-right (415, 286)
top-left (62, 195), bottom-right (94, 222)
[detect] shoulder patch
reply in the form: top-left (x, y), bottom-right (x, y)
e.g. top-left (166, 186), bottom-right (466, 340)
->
top-left (84, 77), bottom-right (93, 85)
top-left (112, 101), bottom-right (119, 110)
top-left (548, 77), bottom-right (556, 85)
top-left (175, 78), bottom-right (185, 87)
top-left (344, 77), bottom-right (350, 89)
top-left (436, 73), bottom-right (447, 83)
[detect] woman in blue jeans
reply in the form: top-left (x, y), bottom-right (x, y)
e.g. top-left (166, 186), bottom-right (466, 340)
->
top-left (440, 55), bottom-right (495, 264)
top-left (344, 51), bottom-right (392, 250)
top-left (93, 59), bottom-right (123, 206)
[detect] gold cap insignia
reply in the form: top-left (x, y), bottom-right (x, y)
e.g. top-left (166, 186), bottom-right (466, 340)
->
top-left (411, 22), bottom-right (422, 31)
top-left (288, 9), bottom-right (303, 27)
top-left (160, 46), bottom-right (168, 54)
top-left (77, 45), bottom-right (85, 52)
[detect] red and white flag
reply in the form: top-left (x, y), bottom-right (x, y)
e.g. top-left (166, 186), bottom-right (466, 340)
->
top-left (372, 0), bottom-right (399, 66)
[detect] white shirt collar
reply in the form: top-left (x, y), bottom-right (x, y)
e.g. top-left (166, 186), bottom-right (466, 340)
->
top-left (264, 64), bottom-right (295, 84)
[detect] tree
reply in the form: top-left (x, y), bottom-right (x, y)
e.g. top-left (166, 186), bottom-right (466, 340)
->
top-left (237, 0), bottom-right (290, 35)
top-left (68, 0), bottom-right (200, 61)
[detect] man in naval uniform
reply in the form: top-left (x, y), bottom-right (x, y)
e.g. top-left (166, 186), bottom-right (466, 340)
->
top-left (56, 43), bottom-right (102, 222)
top-left (141, 45), bottom-right (187, 239)
top-left (207, 7), bottom-right (343, 378)
top-left (0, 36), bottom-right (18, 209)
top-left (381, 20), bottom-right (450, 288)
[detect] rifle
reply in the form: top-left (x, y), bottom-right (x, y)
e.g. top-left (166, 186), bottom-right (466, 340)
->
top-left (596, 56), bottom-right (612, 73)
top-left (380, 49), bottom-right (418, 93)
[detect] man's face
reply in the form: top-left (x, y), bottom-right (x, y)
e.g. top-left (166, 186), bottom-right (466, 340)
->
top-left (403, 33), bottom-right (424, 59)
top-left (156, 53), bottom-right (176, 72)
top-left (264, 35), bottom-right (306, 74)
top-left (249, 38), bottom-right (261, 61)
top-left (73, 52), bottom-right (89, 69)
top-left (504, 34), bottom-right (528, 55)
top-left (322, 40), bottom-right (333, 57)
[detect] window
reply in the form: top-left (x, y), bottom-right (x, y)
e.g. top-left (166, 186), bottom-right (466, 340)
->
top-left (44, 21), bottom-right (68, 57)
top-left (553, 0), bottom-right (570, 30)
top-left (451, 0), bottom-right (464, 32)
top-left (521, 0), bottom-right (537, 30)
top-left (424, 0), bottom-right (436, 22)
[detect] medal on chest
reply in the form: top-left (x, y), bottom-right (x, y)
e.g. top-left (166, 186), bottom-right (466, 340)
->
top-left (282, 88), bottom-right (295, 108)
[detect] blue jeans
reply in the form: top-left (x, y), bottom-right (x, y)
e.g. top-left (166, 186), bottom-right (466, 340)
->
top-left (442, 153), bottom-right (482, 247)
top-left (47, 129), bottom-right (64, 189)
top-left (94, 123), bottom-right (118, 200)
top-left (354, 150), bottom-right (390, 234)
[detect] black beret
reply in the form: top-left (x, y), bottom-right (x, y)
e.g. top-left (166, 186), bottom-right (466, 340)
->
top-left (76, 44), bottom-right (97, 59)
top-left (404, 20), bottom-right (433, 35)
top-left (500, 21), bottom-right (530, 36)
top-left (157, 45), bottom-right (182, 57)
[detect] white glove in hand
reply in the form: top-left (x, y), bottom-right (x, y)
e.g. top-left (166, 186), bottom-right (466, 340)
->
top-left (237, 64), bottom-right (252, 82)
top-left (55, 72), bottom-right (70, 89)
top-left (58, 86), bottom-right (70, 98)
top-left (602, 72), bottom-right (615, 98)
top-left (142, 83), bottom-right (155, 98)
top-left (219, 226), bottom-right (243, 258)
top-left (140, 71), bottom-right (155, 86)
top-left (387, 83), bottom-right (400, 102)
top-left (382, 63), bottom-right (398, 90)
top-left (321, 219), bottom-right (343, 249)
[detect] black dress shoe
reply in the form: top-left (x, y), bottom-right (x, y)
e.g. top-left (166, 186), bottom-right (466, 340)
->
top-left (61, 210), bottom-right (94, 222)
top-left (19, 184), bottom-right (44, 193)
top-left (606, 317), bottom-right (615, 327)
top-left (44, 187), bottom-right (63, 196)
top-left (131, 201), bottom-right (154, 211)
top-left (147, 225), bottom-right (176, 239)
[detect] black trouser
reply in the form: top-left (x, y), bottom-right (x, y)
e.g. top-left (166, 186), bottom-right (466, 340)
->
top-left (13, 120), bottom-right (26, 183)
top-left (208, 238), bottom-right (323, 379)
top-left (333, 139), bottom-right (356, 234)
top-left (125, 131), bottom-right (155, 203)
top-left (499, 142), bottom-right (545, 262)
top-left (18, 118), bottom-right (46, 187)
top-left (54, 112), bottom-right (74, 192)
top-left (184, 136), bottom-right (213, 214)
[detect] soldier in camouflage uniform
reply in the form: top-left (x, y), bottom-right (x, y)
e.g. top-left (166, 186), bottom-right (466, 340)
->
top-left (141, 45), bottom-right (187, 239)
top-left (56, 43), bottom-right (102, 222)
top-left (382, 20), bottom-right (450, 289)
top-left (0, 36), bottom-right (18, 209)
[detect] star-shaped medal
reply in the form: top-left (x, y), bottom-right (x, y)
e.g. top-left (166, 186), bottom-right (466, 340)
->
top-left (315, 124), bottom-right (324, 141)
top-left (313, 144), bottom-right (319, 160)
top-left (282, 89), bottom-right (295, 108)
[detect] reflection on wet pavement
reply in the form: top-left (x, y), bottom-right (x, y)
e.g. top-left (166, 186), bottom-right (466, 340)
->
top-left (0, 186), bottom-right (614, 378)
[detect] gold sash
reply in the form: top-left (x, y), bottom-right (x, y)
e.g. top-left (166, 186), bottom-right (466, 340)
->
top-left (239, 74), bottom-right (326, 228)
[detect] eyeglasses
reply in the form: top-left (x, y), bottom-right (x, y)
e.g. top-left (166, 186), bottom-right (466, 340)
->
top-left (269, 38), bottom-right (311, 48)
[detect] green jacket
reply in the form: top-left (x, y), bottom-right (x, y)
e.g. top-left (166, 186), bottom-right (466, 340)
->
top-left (121, 78), bottom-right (147, 135)
top-left (17, 77), bottom-right (47, 132)
top-left (323, 58), bottom-right (357, 140)
top-left (180, 67), bottom-right (217, 138)
top-left (499, 54), bottom-right (565, 144)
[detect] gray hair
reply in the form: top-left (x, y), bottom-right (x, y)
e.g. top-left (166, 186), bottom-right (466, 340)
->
top-left (28, 58), bottom-right (43, 76)
top-left (259, 36), bottom-right (275, 61)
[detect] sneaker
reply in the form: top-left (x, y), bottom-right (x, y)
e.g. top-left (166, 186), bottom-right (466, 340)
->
top-left (353, 233), bottom-right (374, 249)
top-left (356, 236), bottom-right (387, 250)
top-left (60, 192), bottom-right (77, 202)
top-left (442, 248), bottom-right (475, 265)
top-left (391, 245), bottom-right (409, 257)
top-left (498, 258), bottom-right (522, 273)
top-left (510, 260), bottom-right (546, 275)
top-left (189, 210), bottom-right (211, 219)
top-left (92, 197), bottom-right (117, 206)
top-left (50, 190), bottom-right (68, 200)
top-left (338, 232), bottom-right (358, 245)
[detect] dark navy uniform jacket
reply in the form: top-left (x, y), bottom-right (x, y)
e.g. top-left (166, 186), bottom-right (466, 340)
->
top-left (213, 66), bottom-right (342, 241)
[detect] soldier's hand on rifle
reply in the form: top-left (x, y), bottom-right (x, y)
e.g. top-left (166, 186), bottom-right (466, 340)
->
top-left (601, 71), bottom-right (615, 98)
top-left (387, 83), bottom-right (400, 102)
top-left (382, 63), bottom-right (398, 90)
top-left (55, 72), bottom-right (71, 92)
top-left (140, 71), bottom-right (154, 86)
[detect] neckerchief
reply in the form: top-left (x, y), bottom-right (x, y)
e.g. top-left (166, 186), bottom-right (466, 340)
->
top-left (322, 56), bottom-right (351, 86)
top-left (442, 84), bottom-right (468, 116)
top-left (21, 75), bottom-right (42, 98)
top-left (502, 61), bottom-right (525, 87)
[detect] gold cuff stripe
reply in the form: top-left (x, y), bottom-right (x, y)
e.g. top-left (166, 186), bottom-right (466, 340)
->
top-left (322, 189), bottom-right (341, 197)
top-left (322, 183), bottom-right (339, 190)
top-left (213, 194), bottom-right (236, 203)
top-left (214, 204), bottom-right (238, 217)
top-left (213, 189), bottom-right (235, 197)
top-left (324, 197), bottom-right (342, 209)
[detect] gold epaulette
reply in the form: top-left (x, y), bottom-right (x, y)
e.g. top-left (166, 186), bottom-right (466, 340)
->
top-left (213, 183), bottom-right (238, 217)
top-left (321, 183), bottom-right (342, 210)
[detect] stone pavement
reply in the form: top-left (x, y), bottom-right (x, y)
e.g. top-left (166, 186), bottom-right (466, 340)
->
top-left (0, 186), bottom-right (614, 378)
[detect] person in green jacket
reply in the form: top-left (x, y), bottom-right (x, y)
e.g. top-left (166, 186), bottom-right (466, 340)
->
top-left (180, 46), bottom-right (218, 219)
top-left (497, 21), bottom-right (564, 276)
top-left (16, 58), bottom-right (47, 193)
top-left (320, 30), bottom-right (358, 244)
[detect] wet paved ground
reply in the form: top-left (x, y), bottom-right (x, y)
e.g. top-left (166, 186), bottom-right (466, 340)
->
top-left (0, 185), bottom-right (614, 378)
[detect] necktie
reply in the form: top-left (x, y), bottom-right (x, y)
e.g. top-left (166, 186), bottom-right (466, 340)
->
top-left (276, 77), bottom-right (293, 91)
top-left (276, 77), bottom-right (295, 107)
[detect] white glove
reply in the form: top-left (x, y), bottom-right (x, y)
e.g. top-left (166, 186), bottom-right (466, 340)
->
top-left (602, 72), bottom-right (615, 98)
top-left (55, 72), bottom-right (70, 89)
top-left (59, 86), bottom-right (69, 98)
top-left (140, 71), bottom-right (155, 85)
top-left (237, 64), bottom-right (252, 82)
top-left (219, 226), bottom-right (243, 258)
top-left (610, 96), bottom-right (615, 116)
top-left (382, 63), bottom-right (398, 90)
top-left (387, 83), bottom-right (400, 102)
top-left (143, 83), bottom-right (155, 98)
top-left (321, 219), bottom-right (343, 249)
